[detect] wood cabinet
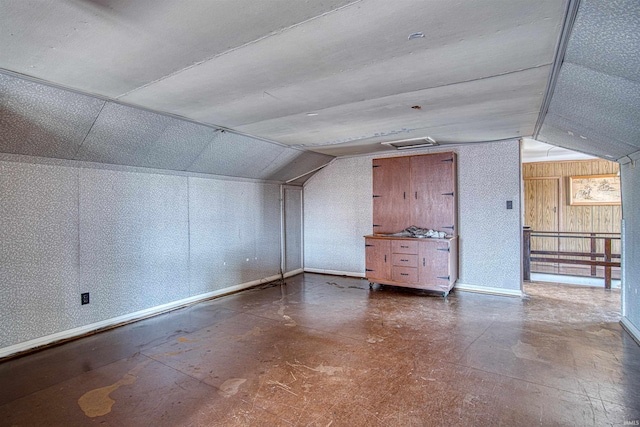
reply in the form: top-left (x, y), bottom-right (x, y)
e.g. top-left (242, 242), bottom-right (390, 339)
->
top-left (365, 235), bottom-right (458, 295)
top-left (372, 152), bottom-right (457, 235)
top-left (364, 238), bottom-right (391, 281)
top-left (372, 157), bottom-right (411, 234)
top-left (367, 152), bottom-right (458, 295)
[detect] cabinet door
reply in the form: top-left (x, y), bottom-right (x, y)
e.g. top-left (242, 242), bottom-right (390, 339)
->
top-left (365, 238), bottom-right (391, 280)
top-left (418, 240), bottom-right (451, 285)
top-left (372, 157), bottom-right (411, 233)
top-left (410, 153), bottom-right (457, 235)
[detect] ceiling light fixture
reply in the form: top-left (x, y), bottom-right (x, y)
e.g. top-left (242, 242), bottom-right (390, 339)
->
top-left (408, 32), bottom-right (425, 40)
top-left (382, 137), bottom-right (438, 150)
top-left (306, 113), bottom-right (318, 116)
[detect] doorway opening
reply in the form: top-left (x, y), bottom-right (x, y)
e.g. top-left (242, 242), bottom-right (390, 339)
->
top-left (521, 139), bottom-right (622, 292)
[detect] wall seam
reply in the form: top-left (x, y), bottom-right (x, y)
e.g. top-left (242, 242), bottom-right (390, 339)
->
top-left (76, 167), bottom-right (82, 302)
top-left (73, 101), bottom-right (107, 160)
top-left (187, 177), bottom-right (192, 297)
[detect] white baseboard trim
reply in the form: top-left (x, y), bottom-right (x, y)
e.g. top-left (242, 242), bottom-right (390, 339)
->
top-left (304, 268), bottom-right (365, 278)
top-left (284, 268), bottom-right (304, 278)
top-left (455, 282), bottom-right (524, 298)
top-left (0, 273), bottom-right (287, 359)
top-left (621, 317), bottom-right (640, 346)
top-left (531, 273), bottom-right (621, 288)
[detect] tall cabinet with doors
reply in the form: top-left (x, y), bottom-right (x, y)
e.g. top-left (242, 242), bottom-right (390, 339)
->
top-left (365, 152), bottom-right (458, 295)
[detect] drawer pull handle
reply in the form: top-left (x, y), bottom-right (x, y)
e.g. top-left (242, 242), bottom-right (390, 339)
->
top-left (401, 259), bottom-right (408, 262)
top-left (401, 245), bottom-right (409, 248)
top-left (400, 273), bottom-right (409, 276)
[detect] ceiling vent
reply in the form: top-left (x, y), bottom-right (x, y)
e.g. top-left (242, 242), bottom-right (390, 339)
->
top-left (381, 137), bottom-right (438, 150)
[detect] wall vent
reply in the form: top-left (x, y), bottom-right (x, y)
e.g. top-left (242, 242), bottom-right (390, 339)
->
top-left (381, 137), bottom-right (438, 150)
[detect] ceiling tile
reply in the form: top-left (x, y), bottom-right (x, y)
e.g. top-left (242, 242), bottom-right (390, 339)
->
top-left (119, 0), bottom-right (564, 147)
top-left (0, 72), bottom-right (104, 159)
top-left (0, 1), bottom-right (577, 159)
top-left (76, 102), bottom-right (218, 170)
top-left (546, 62), bottom-right (640, 150)
top-left (263, 150), bottom-right (334, 182)
top-left (186, 131), bottom-right (286, 179)
top-left (564, 0), bottom-right (640, 84)
top-left (76, 102), bottom-right (170, 166)
top-left (0, 0), bottom-right (356, 97)
top-left (236, 65), bottom-right (550, 151)
top-left (141, 119), bottom-right (219, 171)
top-left (538, 117), bottom-right (637, 160)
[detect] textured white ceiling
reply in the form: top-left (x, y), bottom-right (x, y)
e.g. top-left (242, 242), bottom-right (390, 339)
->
top-left (521, 138), bottom-right (596, 163)
top-left (0, 72), bottom-right (333, 182)
top-left (537, 0), bottom-right (640, 162)
top-left (0, 0), bottom-right (355, 97)
top-left (0, 0), bottom-right (566, 157)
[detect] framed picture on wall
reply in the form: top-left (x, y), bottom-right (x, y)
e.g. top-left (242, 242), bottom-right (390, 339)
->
top-left (569, 174), bottom-right (621, 205)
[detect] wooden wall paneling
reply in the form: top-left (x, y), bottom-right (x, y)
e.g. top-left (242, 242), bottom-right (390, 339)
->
top-left (524, 180), bottom-right (536, 228)
top-left (613, 205), bottom-right (622, 253)
top-left (603, 205), bottom-right (614, 233)
top-left (557, 163), bottom-right (616, 230)
top-left (583, 205), bottom-right (592, 253)
top-left (523, 177), bottom-right (560, 273)
top-left (533, 163), bottom-right (542, 177)
top-left (372, 157), bottom-right (411, 233)
top-left (522, 159), bottom-right (621, 278)
top-left (594, 161), bottom-right (604, 174)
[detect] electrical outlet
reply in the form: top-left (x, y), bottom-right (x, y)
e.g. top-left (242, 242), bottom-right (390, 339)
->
top-left (81, 292), bottom-right (90, 305)
top-left (506, 200), bottom-right (513, 210)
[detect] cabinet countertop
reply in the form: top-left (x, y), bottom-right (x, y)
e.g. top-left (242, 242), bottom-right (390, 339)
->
top-left (364, 234), bottom-right (457, 242)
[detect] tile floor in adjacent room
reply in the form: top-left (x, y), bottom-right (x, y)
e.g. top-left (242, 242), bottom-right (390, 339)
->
top-left (0, 273), bottom-right (639, 426)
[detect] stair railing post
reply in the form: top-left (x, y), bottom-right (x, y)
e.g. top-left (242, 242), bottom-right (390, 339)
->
top-left (604, 237), bottom-right (612, 290)
top-left (523, 226), bottom-right (531, 281)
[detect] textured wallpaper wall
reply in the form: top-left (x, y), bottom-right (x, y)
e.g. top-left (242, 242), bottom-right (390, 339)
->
top-left (303, 140), bottom-right (522, 291)
top-left (0, 161), bottom-right (80, 344)
top-left (621, 161), bottom-right (640, 333)
top-left (0, 158), bottom-right (281, 349)
top-left (303, 156), bottom-right (372, 273)
top-left (284, 186), bottom-right (303, 273)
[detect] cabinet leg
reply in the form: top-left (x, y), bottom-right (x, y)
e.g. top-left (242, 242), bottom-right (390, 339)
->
top-left (369, 282), bottom-right (373, 290)
top-left (443, 291), bottom-right (449, 298)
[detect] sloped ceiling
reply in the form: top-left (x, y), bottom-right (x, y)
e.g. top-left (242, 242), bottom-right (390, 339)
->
top-left (1, 0), bottom-right (637, 170)
top-left (0, 0), bottom-right (567, 164)
top-left (0, 72), bottom-right (332, 182)
top-left (537, 0), bottom-right (640, 163)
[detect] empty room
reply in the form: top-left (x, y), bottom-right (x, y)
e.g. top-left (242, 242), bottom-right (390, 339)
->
top-left (1, 1), bottom-right (639, 425)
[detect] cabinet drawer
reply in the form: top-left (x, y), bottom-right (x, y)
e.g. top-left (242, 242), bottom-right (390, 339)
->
top-left (392, 240), bottom-right (418, 254)
top-left (392, 267), bottom-right (418, 283)
top-left (392, 253), bottom-right (418, 267)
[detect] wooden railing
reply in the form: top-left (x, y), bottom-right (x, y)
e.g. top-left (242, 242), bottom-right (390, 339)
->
top-left (523, 227), bottom-right (621, 290)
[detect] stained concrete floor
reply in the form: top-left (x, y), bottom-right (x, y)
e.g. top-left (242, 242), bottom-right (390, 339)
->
top-left (1, 273), bottom-right (639, 426)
